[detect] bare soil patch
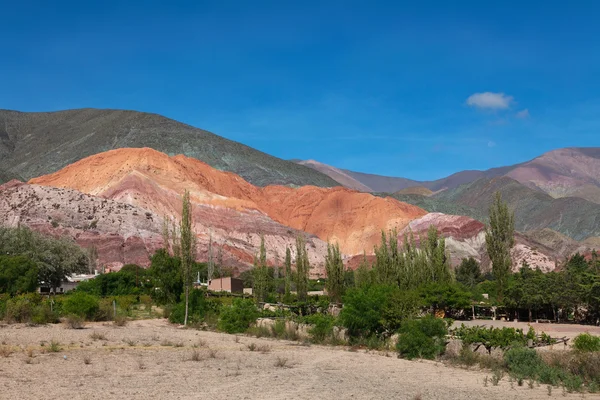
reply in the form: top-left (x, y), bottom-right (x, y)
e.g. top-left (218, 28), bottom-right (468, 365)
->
top-left (0, 319), bottom-right (591, 399)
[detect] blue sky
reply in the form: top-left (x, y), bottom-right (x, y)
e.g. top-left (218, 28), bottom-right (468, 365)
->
top-left (1, 1), bottom-right (600, 180)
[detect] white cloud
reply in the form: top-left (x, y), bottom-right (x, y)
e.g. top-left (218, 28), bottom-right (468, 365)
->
top-left (466, 92), bottom-right (513, 109)
top-left (516, 108), bottom-right (530, 118)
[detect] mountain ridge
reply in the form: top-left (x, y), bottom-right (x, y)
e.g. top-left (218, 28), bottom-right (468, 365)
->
top-left (0, 108), bottom-right (340, 188)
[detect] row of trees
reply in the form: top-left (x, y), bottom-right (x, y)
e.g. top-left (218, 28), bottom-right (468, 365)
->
top-left (0, 225), bottom-right (90, 293)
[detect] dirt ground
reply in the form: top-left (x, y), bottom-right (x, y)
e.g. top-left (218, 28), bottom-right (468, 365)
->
top-left (1, 319), bottom-right (597, 400)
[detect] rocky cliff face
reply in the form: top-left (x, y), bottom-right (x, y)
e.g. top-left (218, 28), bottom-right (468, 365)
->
top-left (0, 179), bottom-right (328, 275)
top-left (399, 212), bottom-right (560, 272)
top-left (30, 148), bottom-right (427, 259)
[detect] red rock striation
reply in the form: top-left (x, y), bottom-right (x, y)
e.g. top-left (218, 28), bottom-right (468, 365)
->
top-left (30, 148), bottom-right (427, 258)
top-left (399, 212), bottom-right (560, 272)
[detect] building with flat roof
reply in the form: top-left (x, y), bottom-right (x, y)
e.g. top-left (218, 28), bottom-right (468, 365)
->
top-left (208, 277), bottom-right (244, 294)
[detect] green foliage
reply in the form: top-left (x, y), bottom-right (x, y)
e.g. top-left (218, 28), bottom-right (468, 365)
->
top-left (485, 191), bottom-right (515, 301)
top-left (62, 292), bottom-right (100, 320)
top-left (302, 314), bottom-right (336, 343)
top-left (180, 189), bottom-right (195, 326)
top-left (340, 284), bottom-right (418, 339)
top-left (149, 249), bottom-right (182, 305)
top-left (0, 225), bottom-right (89, 290)
top-left (0, 255), bottom-right (38, 295)
top-left (354, 253), bottom-right (374, 289)
top-left (418, 282), bottom-right (471, 313)
top-left (573, 333), bottom-right (600, 352)
top-left (396, 315), bottom-right (448, 360)
top-left (380, 289), bottom-right (422, 333)
top-left (4, 293), bottom-right (57, 324)
top-left (324, 242), bottom-right (344, 303)
top-left (169, 289), bottom-right (219, 325)
top-left (217, 298), bottom-right (259, 334)
top-left (295, 236), bottom-right (310, 302)
top-left (456, 257), bottom-right (482, 289)
top-left (284, 247), bottom-right (292, 297)
top-left (76, 265), bottom-right (150, 297)
top-left (452, 325), bottom-right (554, 352)
top-left (253, 235), bottom-right (271, 304)
top-left (373, 226), bottom-right (453, 292)
top-left (504, 347), bottom-right (544, 380)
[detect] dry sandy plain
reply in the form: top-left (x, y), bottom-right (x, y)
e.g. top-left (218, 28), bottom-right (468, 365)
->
top-left (0, 318), bottom-right (598, 400)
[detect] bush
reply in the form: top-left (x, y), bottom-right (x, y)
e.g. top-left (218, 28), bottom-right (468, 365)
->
top-left (573, 333), bottom-right (600, 353)
top-left (169, 290), bottom-right (220, 325)
top-left (303, 314), bottom-right (336, 343)
top-left (340, 284), bottom-right (409, 339)
top-left (62, 292), bottom-right (100, 320)
top-left (217, 298), bottom-right (259, 334)
top-left (4, 293), bottom-right (43, 323)
top-left (65, 314), bottom-right (85, 329)
top-left (396, 315), bottom-right (448, 360)
top-left (504, 346), bottom-right (544, 380)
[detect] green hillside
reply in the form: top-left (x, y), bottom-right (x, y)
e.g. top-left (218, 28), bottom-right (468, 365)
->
top-left (0, 108), bottom-right (339, 187)
top-left (433, 177), bottom-right (600, 241)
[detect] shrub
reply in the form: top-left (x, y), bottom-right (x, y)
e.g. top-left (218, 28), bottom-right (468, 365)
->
top-left (217, 298), bottom-right (259, 334)
top-left (4, 293), bottom-right (39, 323)
top-left (113, 315), bottom-right (128, 326)
top-left (303, 314), bottom-right (335, 343)
top-left (65, 314), bottom-right (85, 329)
top-left (396, 315), bottom-right (448, 360)
top-left (340, 284), bottom-right (402, 339)
top-left (62, 292), bottom-right (100, 320)
top-left (169, 290), bottom-right (219, 325)
top-left (573, 333), bottom-right (600, 353)
top-left (504, 346), bottom-right (544, 380)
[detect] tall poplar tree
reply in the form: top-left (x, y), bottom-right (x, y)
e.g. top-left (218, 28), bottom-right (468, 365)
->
top-left (325, 242), bottom-right (344, 303)
top-left (180, 190), bottom-right (194, 326)
top-left (284, 246), bottom-right (292, 297)
top-left (253, 235), bottom-right (269, 303)
top-left (295, 236), bottom-right (309, 301)
top-left (485, 191), bottom-right (515, 301)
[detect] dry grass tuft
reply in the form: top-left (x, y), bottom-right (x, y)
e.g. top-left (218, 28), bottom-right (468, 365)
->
top-left (65, 315), bottom-right (85, 329)
top-left (89, 331), bottom-right (107, 341)
top-left (208, 349), bottom-right (218, 359)
top-left (48, 340), bottom-right (61, 353)
top-left (113, 315), bottom-right (128, 327)
top-left (274, 356), bottom-right (289, 368)
top-left (0, 345), bottom-right (13, 357)
top-left (190, 349), bottom-right (204, 362)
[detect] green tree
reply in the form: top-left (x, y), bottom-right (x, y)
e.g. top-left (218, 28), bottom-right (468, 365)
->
top-left (284, 247), bottom-right (292, 297)
top-left (0, 225), bottom-right (88, 291)
top-left (207, 233), bottom-right (214, 282)
top-left (456, 257), bottom-right (482, 289)
top-left (485, 192), bottom-right (515, 301)
top-left (423, 226), bottom-right (452, 284)
top-left (179, 190), bottom-right (195, 326)
top-left (418, 282), bottom-right (471, 315)
top-left (0, 255), bottom-right (39, 295)
top-left (253, 235), bottom-right (271, 304)
top-left (149, 249), bottom-right (182, 304)
top-left (295, 236), bottom-right (309, 301)
top-left (354, 252), bottom-right (373, 289)
top-left (325, 242), bottom-right (345, 303)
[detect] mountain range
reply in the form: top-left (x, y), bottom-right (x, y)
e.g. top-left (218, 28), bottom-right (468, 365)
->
top-left (296, 147), bottom-right (600, 204)
top-left (0, 109), bottom-right (337, 188)
top-left (0, 107), bottom-right (598, 274)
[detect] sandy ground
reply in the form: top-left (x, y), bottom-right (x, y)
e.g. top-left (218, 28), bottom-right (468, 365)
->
top-left (0, 319), bottom-right (596, 400)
